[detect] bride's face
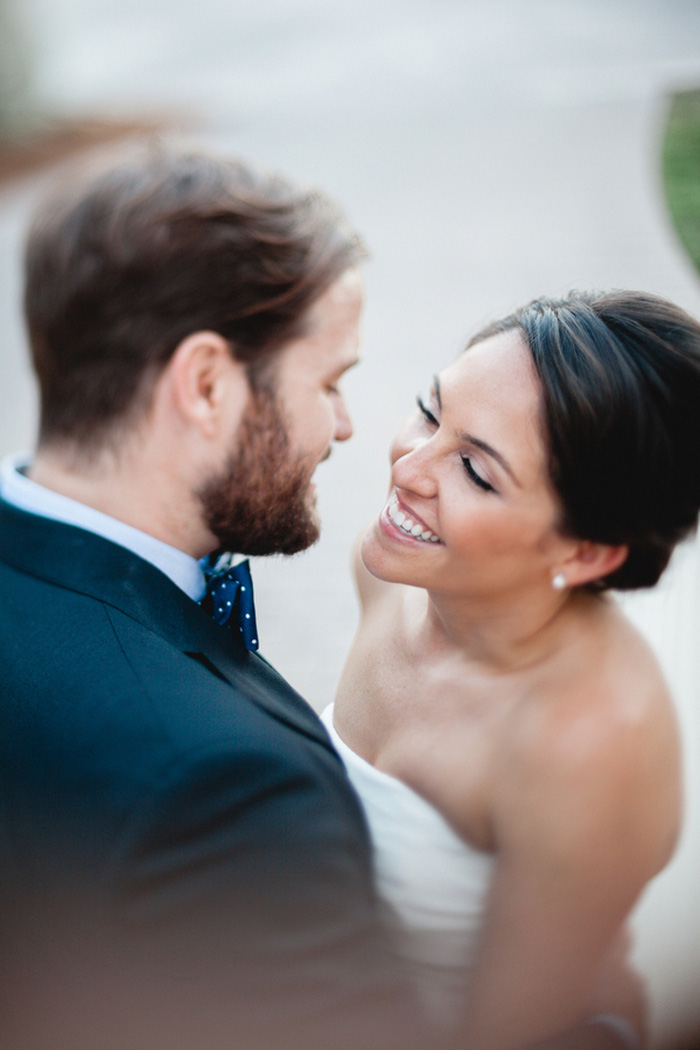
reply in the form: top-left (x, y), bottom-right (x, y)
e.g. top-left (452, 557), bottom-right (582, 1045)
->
top-left (361, 329), bottom-right (574, 598)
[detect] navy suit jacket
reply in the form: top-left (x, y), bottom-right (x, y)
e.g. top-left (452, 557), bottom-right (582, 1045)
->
top-left (0, 499), bottom-right (438, 1050)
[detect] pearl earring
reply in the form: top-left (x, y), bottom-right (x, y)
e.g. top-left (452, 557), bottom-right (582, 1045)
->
top-left (552, 572), bottom-right (567, 591)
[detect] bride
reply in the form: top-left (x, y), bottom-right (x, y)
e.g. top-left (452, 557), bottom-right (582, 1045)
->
top-left (324, 290), bottom-right (700, 1050)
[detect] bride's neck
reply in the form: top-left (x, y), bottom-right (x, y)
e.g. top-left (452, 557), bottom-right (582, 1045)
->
top-left (418, 586), bottom-right (600, 674)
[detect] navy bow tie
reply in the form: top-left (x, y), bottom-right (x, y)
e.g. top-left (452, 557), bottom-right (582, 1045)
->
top-left (200, 555), bottom-right (259, 652)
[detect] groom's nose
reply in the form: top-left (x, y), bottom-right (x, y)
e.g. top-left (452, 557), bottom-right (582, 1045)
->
top-left (332, 390), bottom-right (353, 443)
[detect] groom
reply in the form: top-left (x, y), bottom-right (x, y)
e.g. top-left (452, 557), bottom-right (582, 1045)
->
top-left (0, 146), bottom-right (638, 1050)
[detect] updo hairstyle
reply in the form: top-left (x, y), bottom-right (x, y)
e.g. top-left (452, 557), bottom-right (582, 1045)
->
top-left (468, 291), bottom-right (700, 590)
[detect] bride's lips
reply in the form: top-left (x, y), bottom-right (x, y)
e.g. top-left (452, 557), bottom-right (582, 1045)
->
top-left (379, 494), bottom-right (442, 545)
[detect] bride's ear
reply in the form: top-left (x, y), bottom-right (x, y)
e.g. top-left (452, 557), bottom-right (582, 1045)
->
top-left (554, 540), bottom-right (629, 590)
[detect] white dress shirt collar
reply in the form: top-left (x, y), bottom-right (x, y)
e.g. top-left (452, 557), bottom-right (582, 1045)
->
top-left (0, 451), bottom-right (207, 601)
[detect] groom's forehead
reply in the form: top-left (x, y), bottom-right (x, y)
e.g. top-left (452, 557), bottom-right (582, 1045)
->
top-left (270, 340), bottom-right (360, 390)
top-left (272, 276), bottom-right (363, 382)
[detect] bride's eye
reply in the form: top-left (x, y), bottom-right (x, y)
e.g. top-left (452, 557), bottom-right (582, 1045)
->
top-left (462, 455), bottom-right (495, 493)
top-left (416, 396), bottom-right (438, 426)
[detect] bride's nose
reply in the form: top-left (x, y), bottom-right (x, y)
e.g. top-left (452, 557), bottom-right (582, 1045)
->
top-left (390, 428), bottom-right (439, 499)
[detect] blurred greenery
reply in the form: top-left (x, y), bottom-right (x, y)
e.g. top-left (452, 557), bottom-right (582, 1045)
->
top-left (662, 88), bottom-right (700, 278)
top-left (0, 1), bottom-right (36, 139)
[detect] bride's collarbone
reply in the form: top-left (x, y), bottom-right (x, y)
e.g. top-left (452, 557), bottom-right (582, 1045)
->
top-left (360, 655), bottom-right (531, 792)
top-left (357, 605), bottom-right (542, 727)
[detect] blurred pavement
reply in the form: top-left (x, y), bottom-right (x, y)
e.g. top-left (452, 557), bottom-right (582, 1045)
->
top-left (1, 0), bottom-right (700, 1041)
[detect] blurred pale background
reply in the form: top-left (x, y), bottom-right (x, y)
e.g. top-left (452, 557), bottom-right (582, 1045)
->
top-left (1, 0), bottom-right (699, 1043)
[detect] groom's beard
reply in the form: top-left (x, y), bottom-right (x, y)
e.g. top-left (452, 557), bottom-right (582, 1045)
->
top-left (197, 389), bottom-right (321, 557)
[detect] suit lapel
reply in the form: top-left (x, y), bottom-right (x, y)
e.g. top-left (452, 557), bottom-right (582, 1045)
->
top-left (0, 500), bottom-right (332, 751)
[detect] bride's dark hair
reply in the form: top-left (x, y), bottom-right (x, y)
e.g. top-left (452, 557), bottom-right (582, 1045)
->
top-left (468, 290), bottom-right (700, 590)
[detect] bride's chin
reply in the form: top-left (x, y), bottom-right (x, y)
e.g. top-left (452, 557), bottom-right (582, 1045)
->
top-left (360, 520), bottom-right (409, 583)
top-left (359, 523), bottom-right (390, 578)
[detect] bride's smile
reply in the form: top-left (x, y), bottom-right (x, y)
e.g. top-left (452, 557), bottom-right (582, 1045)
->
top-left (384, 494), bottom-right (442, 543)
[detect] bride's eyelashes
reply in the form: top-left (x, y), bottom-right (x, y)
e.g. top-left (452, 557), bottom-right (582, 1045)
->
top-left (461, 456), bottom-right (495, 493)
top-left (416, 395), bottom-right (438, 426)
top-left (416, 394), bottom-right (497, 494)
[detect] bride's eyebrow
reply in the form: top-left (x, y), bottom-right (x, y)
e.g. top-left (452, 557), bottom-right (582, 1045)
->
top-left (434, 375), bottom-right (521, 487)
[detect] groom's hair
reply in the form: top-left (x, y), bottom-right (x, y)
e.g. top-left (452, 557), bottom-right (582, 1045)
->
top-left (24, 144), bottom-right (365, 452)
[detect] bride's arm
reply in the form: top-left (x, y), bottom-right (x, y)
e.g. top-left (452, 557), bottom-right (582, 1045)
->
top-left (456, 676), bottom-right (681, 1050)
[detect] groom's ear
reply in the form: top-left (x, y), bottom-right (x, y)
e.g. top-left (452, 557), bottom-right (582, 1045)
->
top-left (159, 331), bottom-right (251, 441)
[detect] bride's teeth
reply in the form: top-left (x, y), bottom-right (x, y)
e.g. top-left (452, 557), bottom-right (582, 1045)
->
top-left (388, 499), bottom-right (440, 543)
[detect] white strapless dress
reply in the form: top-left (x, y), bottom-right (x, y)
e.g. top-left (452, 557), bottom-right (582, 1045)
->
top-left (321, 704), bottom-right (495, 1024)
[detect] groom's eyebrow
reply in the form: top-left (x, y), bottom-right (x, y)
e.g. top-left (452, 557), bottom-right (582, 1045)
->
top-left (433, 375), bottom-right (520, 487)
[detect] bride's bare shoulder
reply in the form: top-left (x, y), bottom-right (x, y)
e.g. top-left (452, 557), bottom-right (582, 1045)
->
top-left (496, 599), bottom-right (682, 874)
top-left (538, 596), bottom-right (675, 736)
